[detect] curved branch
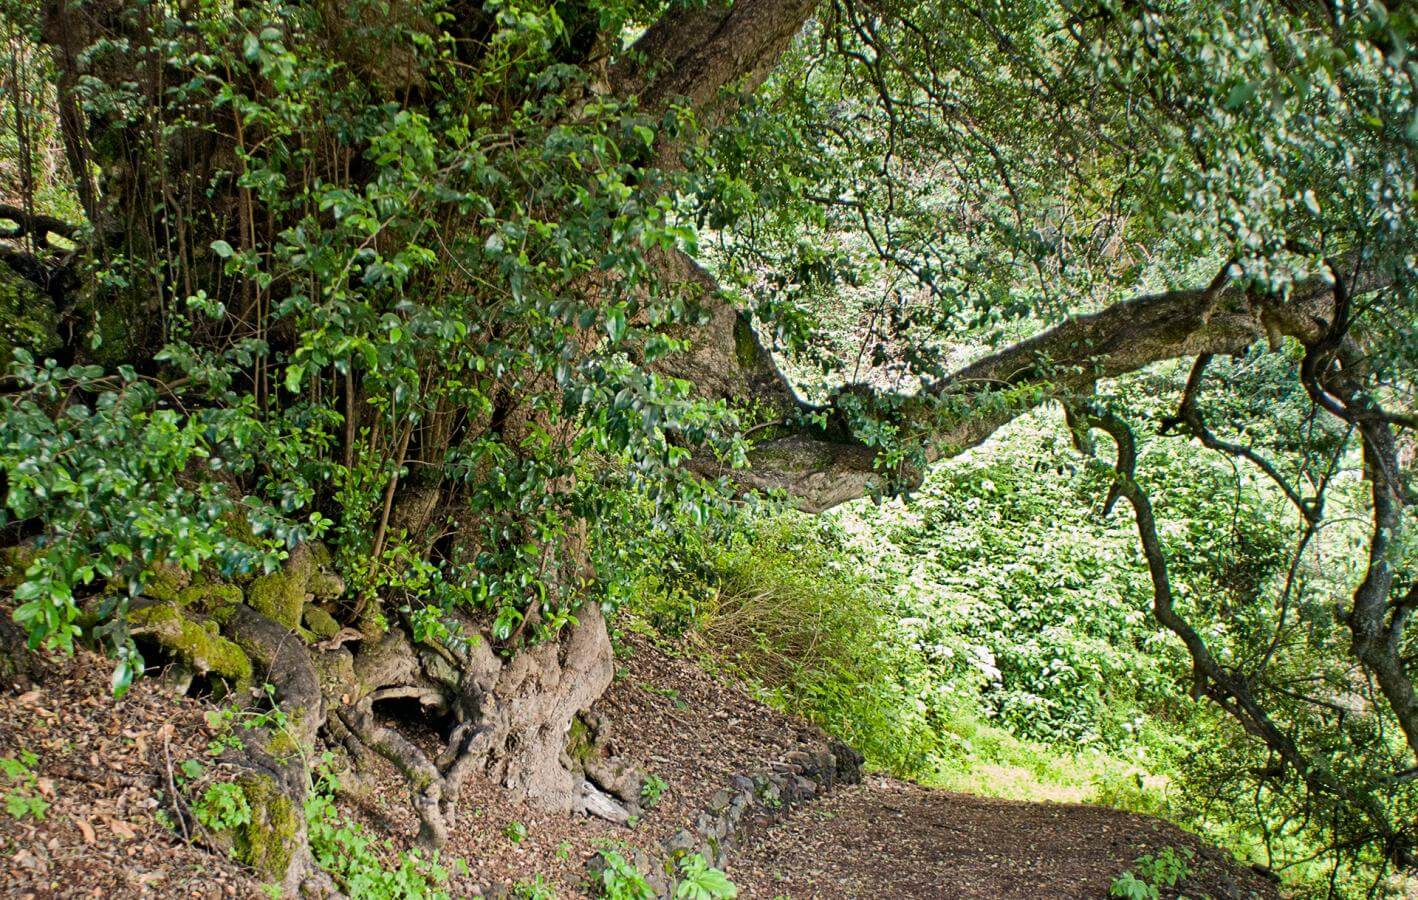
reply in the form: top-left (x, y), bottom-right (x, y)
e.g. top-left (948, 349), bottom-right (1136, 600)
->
top-left (669, 251), bottom-right (1401, 511)
top-left (1162, 353), bottom-right (1317, 521)
top-left (1079, 406), bottom-right (1412, 869)
top-left (0, 203), bottom-right (79, 244)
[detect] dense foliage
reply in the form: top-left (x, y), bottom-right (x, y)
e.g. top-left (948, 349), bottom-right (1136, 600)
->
top-left (0, 0), bottom-right (745, 676)
top-left (1, 0), bottom-right (1415, 894)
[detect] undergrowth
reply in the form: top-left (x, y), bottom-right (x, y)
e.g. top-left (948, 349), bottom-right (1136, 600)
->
top-left (622, 408), bottom-right (1379, 897)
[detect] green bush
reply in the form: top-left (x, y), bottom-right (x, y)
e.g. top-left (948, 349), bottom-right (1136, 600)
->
top-left (627, 511), bottom-right (941, 777)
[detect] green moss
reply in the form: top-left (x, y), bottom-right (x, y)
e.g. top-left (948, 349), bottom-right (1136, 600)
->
top-left (143, 563), bottom-right (190, 603)
top-left (302, 604), bottom-right (340, 639)
top-left (247, 570), bottom-right (306, 631)
top-left (246, 544), bottom-right (347, 638)
top-left (177, 580), bottom-right (244, 612)
top-left (265, 709), bottom-right (308, 759)
top-left (733, 314), bottom-right (762, 371)
top-left (75, 273), bottom-right (156, 368)
top-left (0, 545), bottom-right (38, 587)
top-left (0, 267), bottom-right (60, 364)
top-left (565, 715), bottom-right (595, 769)
top-left (129, 602), bottom-right (252, 689)
top-left (233, 773), bottom-right (300, 882)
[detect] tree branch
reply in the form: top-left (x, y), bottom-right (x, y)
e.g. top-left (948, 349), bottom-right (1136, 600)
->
top-left (0, 203), bottom-right (79, 245)
top-left (1078, 405), bottom-right (1413, 869)
top-left (612, 0), bottom-right (820, 119)
top-left (668, 251), bottom-right (1402, 511)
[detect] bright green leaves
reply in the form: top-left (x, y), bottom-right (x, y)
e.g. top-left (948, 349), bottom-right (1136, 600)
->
top-left (605, 305), bottom-right (628, 343)
top-left (0, 357), bottom-right (300, 683)
top-left (673, 855), bottom-right (737, 899)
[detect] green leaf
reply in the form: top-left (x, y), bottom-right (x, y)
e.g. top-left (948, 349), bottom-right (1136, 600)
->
top-left (606, 306), bottom-right (628, 343)
top-left (1225, 81), bottom-right (1255, 109)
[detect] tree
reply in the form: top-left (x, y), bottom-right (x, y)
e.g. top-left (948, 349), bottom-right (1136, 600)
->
top-left (0, 0), bottom-right (1413, 888)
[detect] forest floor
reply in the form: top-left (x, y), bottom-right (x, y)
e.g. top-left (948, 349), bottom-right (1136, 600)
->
top-left (0, 631), bottom-right (1279, 899)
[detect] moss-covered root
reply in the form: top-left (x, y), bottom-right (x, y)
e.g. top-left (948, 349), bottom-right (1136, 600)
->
top-left (196, 769), bottom-right (334, 896)
top-left (128, 602), bottom-right (253, 691)
top-left (235, 772), bottom-right (303, 882)
top-left (247, 543), bottom-right (347, 638)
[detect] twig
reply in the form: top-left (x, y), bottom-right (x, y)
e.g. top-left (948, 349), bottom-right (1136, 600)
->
top-left (161, 726), bottom-right (190, 843)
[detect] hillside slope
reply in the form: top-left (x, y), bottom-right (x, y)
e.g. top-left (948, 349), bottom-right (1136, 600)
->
top-left (1, 634), bottom-right (1276, 898)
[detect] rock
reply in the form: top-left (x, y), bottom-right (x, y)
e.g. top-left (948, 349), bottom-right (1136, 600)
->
top-left (302, 604), bottom-right (341, 639)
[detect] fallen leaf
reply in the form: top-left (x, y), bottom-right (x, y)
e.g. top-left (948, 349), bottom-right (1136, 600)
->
top-left (73, 816), bottom-right (95, 844)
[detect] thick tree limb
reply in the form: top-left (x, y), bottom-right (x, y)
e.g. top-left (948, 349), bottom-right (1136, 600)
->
top-left (670, 252), bottom-right (1400, 511)
top-left (613, 0), bottom-right (820, 118)
top-left (0, 203), bottom-right (78, 244)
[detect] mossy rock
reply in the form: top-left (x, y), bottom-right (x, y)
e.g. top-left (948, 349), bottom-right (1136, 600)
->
top-left (142, 563), bottom-right (192, 603)
top-left (0, 267), bottom-right (60, 364)
top-left (248, 543), bottom-right (346, 636)
top-left (128, 602), bottom-right (252, 690)
top-left (176, 580), bottom-right (244, 613)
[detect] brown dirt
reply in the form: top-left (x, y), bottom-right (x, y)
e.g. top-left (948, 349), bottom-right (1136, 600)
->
top-left (1, 632), bottom-right (1280, 900)
top-left (729, 775), bottom-right (1282, 900)
top-left (0, 649), bottom-right (259, 898)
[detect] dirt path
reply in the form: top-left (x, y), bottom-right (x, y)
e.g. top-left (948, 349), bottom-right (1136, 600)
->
top-left (729, 776), bottom-right (1280, 900)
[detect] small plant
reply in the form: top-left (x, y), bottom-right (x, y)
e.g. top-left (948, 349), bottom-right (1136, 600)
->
top-left (1109, 847), bottom-right (1194, 900)
top-left (1, 751), bottom-right (49, 821)
top-left (596, 848), bottom-right (655, 900)
top-left (512, 874), bottom-right (557, 899)
top-left (179, 758), bottom-right (206, 780)
top-left (203, 686), bottom-right (298, 758)
top-left (192, 781), bottom-right (253, 832)
top-left (675, 854), bottom-right (737, 899)
top-left (556, 840), bottom-right (573, 861)
top-left (503, 820), bottom-right (529, 844)
top-left (304, 759), bottom-right (463, 898)
top-left (640, 773), bottom-right (668, 807)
